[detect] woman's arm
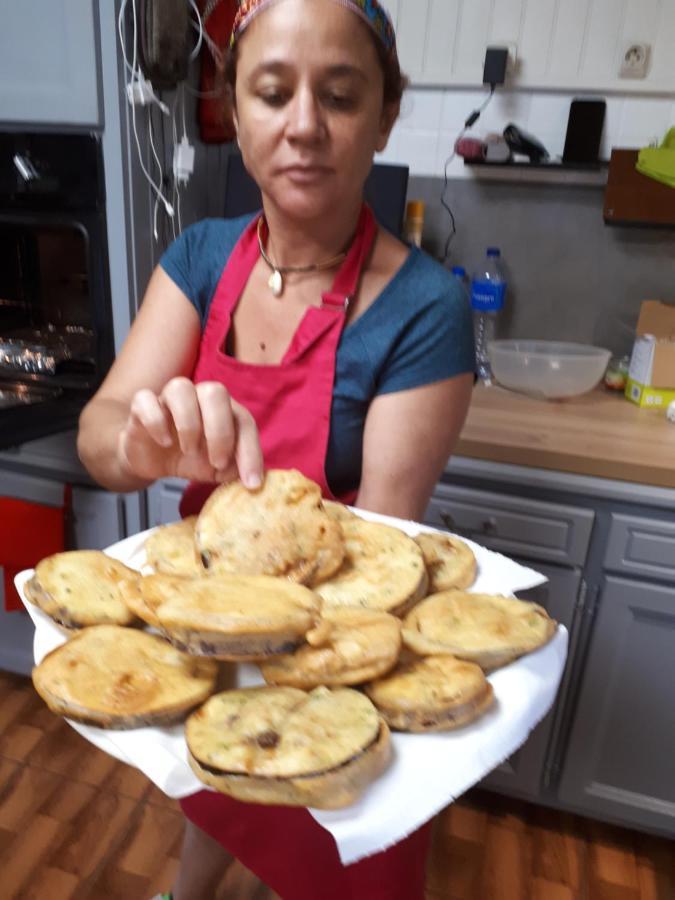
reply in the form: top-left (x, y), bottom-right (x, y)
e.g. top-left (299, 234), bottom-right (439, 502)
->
top-left (355, 373), bottom-right (473, 520)
top-left (77, 267), bottom-right (263, 492)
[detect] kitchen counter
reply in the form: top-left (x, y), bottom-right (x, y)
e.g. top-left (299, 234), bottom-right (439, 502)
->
top-left (456, 384), bottom-right (675, 490)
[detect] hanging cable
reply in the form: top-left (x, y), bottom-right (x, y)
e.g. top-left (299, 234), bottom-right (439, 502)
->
top-left (440, 86), bottom-right (495, 263)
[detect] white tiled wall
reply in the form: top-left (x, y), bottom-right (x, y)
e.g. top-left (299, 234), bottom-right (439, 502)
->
top-left (377, 87), bottom-right (675, 178)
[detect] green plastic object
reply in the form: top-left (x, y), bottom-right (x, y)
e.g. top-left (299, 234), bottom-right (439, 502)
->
top-left (636, 127), bottom-right (675, 188)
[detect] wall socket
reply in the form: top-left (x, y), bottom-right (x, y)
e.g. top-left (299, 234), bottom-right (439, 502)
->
top-left (619, 42), bottom-right (650, 79)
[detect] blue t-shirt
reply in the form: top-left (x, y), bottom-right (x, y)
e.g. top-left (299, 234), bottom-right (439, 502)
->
top-left (160, 215), bottom-right (474, 497)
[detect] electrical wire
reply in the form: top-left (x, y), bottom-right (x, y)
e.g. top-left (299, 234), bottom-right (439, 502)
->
top-left (127, 0), bottom-right (174, 239)
top-left (187, 0), bottom-right (204, 61)
top-left (440, 86), bottom-right (495, 263)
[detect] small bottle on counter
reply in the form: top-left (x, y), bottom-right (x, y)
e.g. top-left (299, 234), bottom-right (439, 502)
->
top-left (404, 200), bottom-right (425, 247)
top-left (471, 247), bottom-right (507, 384)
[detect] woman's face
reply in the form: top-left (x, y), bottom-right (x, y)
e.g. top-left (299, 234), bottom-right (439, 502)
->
top-left (233, 0), bottom-right (398, 222)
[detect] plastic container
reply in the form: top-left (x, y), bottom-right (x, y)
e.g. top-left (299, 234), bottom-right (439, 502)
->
top-left (488, 340), bottom-right (611, 400)
top-left (471, 248), bottom-right (506, 383)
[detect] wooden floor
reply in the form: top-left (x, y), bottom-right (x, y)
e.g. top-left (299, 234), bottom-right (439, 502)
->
top-left (0, 670), bottom-right (673, 900)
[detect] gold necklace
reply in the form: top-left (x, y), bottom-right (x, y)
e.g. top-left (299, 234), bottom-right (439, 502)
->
top-left (257, 217), bottom-right (347, 298)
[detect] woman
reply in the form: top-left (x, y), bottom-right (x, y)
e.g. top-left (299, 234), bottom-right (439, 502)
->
top-left (78, 1), bottom-right (474, 897)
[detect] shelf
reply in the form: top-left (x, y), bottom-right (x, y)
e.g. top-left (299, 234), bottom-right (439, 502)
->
top-left (464, 159), bottom-right (609, 187)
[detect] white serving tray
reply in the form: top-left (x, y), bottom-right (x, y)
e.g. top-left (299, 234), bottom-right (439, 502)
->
top-left (16, 510), bottom-right (567, 864)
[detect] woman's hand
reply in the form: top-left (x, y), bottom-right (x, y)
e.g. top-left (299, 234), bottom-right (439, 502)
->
top-left (118, 377), bottom-right (264, 487)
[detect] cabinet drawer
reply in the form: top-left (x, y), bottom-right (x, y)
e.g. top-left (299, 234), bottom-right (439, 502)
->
top-left (426, 484), bottom-right (594, 567)
top-left (605, 513), bottom-right (675, 583)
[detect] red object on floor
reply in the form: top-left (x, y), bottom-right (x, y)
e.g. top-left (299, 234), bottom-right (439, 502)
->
top-left (0, 494), bottom-right (67, 611)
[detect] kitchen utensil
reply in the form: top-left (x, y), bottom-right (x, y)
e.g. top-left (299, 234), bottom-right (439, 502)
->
top-left (488, 340), bottom-right (611, 399)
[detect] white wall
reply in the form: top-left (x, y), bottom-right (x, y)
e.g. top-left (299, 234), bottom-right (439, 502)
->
top-left (377, 86), bottom-right (675, 178)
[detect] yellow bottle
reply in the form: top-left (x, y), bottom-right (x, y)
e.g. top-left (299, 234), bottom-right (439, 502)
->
top-left (404, 200), bottom-right (425, 247)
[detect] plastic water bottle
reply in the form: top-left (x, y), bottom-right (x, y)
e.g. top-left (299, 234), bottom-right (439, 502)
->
top-left (451, 266), bottom-right (469, 297)
top-left (471, 248), bottom-right (507, 383)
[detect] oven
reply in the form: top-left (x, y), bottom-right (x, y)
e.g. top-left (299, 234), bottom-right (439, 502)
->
top-left (0, 131), bottom-right (114, 448)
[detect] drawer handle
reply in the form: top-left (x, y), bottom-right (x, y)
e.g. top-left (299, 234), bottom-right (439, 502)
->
top-left (481, 517), bottom-right (498, 536)
top-left (439, 512), bottom-right (471, 538)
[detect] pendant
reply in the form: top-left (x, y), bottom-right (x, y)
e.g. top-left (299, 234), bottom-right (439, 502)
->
top-left (268, 269), bottom-right (284, 298)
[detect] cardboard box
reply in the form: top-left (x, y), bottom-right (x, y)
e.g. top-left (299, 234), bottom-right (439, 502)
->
top-left (625, 300), bottom-right (675, 407)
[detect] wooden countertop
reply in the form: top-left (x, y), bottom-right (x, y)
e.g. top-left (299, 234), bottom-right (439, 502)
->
top-left (456, 384), bottom-right (675, 490)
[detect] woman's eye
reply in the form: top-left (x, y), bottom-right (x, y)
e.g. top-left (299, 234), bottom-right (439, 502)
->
top-left (260, 92), bottom-right (287, 107)
top-left (323, 93), bottom-right (355, 110)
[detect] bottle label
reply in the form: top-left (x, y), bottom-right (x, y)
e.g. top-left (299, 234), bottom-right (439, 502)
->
top-left (471, 280), bottom-right (506, 312)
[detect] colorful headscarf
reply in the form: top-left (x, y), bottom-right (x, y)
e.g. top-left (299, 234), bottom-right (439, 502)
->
top-left (230, 0), bottom-right (397, 58)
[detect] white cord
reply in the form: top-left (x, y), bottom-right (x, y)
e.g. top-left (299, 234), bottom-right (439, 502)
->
top-left (127, 0), bottom-right (174, 239)
top-left (180, 83), bottom-right (188, 140)
top-left (187, 0), bottom-right (204, 61)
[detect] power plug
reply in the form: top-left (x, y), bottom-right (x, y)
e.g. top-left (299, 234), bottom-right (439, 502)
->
top-left (126, 73), bottom-right (170, 114)
top-left (173, 136), bottom-right (195, 185)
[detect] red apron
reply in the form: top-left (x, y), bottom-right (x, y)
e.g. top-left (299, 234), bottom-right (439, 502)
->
top-left (179, 205), bottom-right (432, 900)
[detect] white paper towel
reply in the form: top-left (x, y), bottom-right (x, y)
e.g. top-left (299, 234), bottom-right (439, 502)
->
top-left (16, 511), bottom-right (567, 865)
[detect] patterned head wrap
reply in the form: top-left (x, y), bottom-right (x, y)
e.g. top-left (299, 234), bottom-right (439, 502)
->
top-left (230, 0), bottom-right (397, 58)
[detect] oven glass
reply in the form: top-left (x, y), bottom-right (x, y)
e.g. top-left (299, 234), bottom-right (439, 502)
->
top-left (0, 223), bottom-right (95, 384)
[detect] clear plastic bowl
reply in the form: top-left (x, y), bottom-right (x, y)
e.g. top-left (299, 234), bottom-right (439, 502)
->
top-left (488, 340), bottom-right (612, 400)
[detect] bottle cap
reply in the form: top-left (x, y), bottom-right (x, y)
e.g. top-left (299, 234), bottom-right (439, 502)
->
top-left (451, 266), bottom-right (466, 277)
top-left (487, 247), bottom-right (501, 257)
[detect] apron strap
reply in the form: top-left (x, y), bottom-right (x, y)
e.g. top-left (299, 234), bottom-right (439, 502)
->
top-left (321, 204), bottom-right (377, 311)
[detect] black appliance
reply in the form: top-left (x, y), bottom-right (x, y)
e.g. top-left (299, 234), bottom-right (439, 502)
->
top-left (563, 99), bottom-right (606, 165)
top-left (0, 132), bottom-right (113, 449)
top-left (223, 152), bottom-right (410, 237)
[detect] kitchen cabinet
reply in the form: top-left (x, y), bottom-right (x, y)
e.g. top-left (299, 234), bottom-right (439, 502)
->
top-left (424, 483), bottom-right (587, 801)
top-left (480, 561), bottom-right (582, 799)
top-left (438, 456), bottom-right (675, 837)
top-left (147, 478), bottom-right (189, 528)
top-left (0, 0), bottom-right (100, 126)
top-left (557, 576), bottom-right (675, 835)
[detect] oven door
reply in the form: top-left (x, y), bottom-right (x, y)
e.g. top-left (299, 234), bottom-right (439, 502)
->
top-left (0, 210), bottom-right (113, 450)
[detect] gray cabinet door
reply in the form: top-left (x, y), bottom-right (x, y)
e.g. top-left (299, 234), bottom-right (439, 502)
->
top-left (481, 560), bottom-right (581, 799)
top-left (426, 484), bottom-right (594, 567)
top-left (557, 576), bottom-right (675, 836)
top-left (0, 0), bottom-right (99, 126)
top-left (146, 479), bottom-right (189, 527)
top-left (70, 487), bottom-right (126, 550)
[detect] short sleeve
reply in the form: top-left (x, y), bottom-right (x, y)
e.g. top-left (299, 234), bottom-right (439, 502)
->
top-left (376, 280), bottom-right (475, 395)
top-left (159, 221), bottom-right (209, 315)
top-left (159, 216), bottom-right (252, 326)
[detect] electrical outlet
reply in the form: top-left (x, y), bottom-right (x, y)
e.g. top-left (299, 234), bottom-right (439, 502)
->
top-left (619, 42), bottom-right (650, 79)
top-left (504, 42), bottom-right (518, 74)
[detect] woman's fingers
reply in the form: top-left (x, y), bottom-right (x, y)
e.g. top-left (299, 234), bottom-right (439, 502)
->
top-left (129, 389), bottom-right (173, 447)
top-left (196, 381), bottom-right (236, 471)
top-left (232, 402), bottom-right (264, 488)
top-left (160, 377), bottom-right (203, 455)
top-left (126, 380), bottom-right (264, 488)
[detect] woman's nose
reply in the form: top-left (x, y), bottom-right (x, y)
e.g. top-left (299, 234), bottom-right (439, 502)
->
top-left (286, 89), bottom-right (325, 142)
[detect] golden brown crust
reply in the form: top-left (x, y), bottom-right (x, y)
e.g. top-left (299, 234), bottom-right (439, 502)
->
top-left (32, 625), bottom-right (218, 728)
top-left (259, 607), bottom-right (402, 687)
top-left (195, 469), bottom-right (344, 584)
top-left (402, 591), bottom-right (557, 669)
top-left (121, 573), bottom-right (321, 660)
top-left (415, 532), bottom-right (477, 592)
top-left (321, 500), bottom-right (357, 523)
top-left (26, 551), bottom-right (140, 629)
top-left (365, 655), bottom-right (494, 732)
top-left (186, 685), bottom-right (390, 808)
top-left (144, 516), bottom-right (203, 577)
top-left (187, 720), bottom-right (391, 809)
top-left (316, 518), bottom-right (428, 616)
